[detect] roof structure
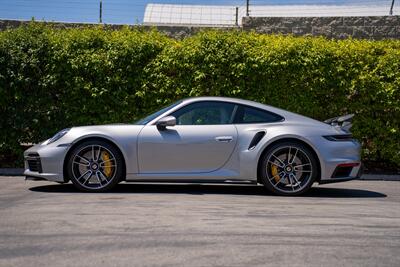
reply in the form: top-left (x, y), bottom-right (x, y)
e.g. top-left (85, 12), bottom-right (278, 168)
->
top-left (144, 4), bottom-right (240, 26)
top-left (143, 3), bottom-right (398, 26)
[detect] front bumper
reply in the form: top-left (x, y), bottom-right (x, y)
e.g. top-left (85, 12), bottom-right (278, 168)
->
top-left (24, 143), bottom-right (70, 182)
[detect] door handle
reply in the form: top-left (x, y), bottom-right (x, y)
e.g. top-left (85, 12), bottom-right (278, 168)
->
top-left (215, 136), bottom-right (233, 143)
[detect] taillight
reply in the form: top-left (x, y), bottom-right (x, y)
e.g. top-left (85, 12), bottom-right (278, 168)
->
top-left (337, 163), bottom-right (360, 167)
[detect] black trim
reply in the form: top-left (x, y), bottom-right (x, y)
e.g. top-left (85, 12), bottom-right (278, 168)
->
top-left (25, 153), bottom-right (42, 173)
top-left (163, 100), bottom-right (284, 125)
top-left (318, 177), bottom-right (359, 184)
top-left (233, 104), bottom-right (284, 124)
top-left (230, 105), bottom-right (239, 123)
top-left (331, 166), bottom-right (353, 178)
top-left (127, 179), bottom-right (257, 184)
top-left (169, 100), bottom-right (237, 125)
top-left (248, 131), bottom-right (266, 150)
top-left (25, 176), bottom-right (47, 181)
top-left (323, 134), bottom-right (353, 141)
top-left (57, 143), bottom-right (72, 147)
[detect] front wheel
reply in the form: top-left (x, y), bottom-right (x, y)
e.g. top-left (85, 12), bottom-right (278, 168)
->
top-left (260, 142), bottom-right (318, 196)
top-left (67, 140), bottom-right (124, 192)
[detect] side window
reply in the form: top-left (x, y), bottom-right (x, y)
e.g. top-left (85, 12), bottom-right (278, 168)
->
top-left (235, 105), bottom-right (283, 124)
top-left (171, 101), bottom-right (236, 125)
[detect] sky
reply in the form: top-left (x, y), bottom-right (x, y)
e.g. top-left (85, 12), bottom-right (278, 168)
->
top-left (0, 0), bottom-right (392, 24)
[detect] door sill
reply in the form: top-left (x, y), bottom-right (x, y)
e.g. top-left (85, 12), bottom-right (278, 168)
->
top-left (124, 179), bottom-right (257, 185)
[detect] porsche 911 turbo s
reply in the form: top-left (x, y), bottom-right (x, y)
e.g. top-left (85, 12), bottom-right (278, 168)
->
top-left (24, 97), bottom-right (362, 195)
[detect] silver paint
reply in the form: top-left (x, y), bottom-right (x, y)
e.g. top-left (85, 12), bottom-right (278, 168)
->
top-left (24, 97), bottom-right (361, 184)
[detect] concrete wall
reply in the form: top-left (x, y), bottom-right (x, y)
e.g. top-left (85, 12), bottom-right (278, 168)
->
top-left (242, 16), bottom-right (400, 39)
top-left (1, 16), bottom-right (400, 39)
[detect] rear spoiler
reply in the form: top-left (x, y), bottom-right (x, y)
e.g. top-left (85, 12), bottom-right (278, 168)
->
top-left (324, 114), bottom-right (354, 132)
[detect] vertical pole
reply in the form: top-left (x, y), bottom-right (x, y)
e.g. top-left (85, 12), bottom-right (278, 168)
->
top-left (390, 0), bottom-right (395, 15)
top-left (235, 7), bottom-right (239, 26)
top-left (99, 0), bottom-right (103, 23)
top-left (246, 0), bottom-right (250, 17)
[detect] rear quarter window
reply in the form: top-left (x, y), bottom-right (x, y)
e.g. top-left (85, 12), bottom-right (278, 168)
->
top-left (234, 105), bottom-right (283, 124)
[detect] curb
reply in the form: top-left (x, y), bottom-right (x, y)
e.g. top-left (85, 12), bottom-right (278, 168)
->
top-left (359, 174), bottom-right (400, 181)
top-left (0, 168), bottom-right (24, 176)
top-left (0, 168), bottom-right (399, 181)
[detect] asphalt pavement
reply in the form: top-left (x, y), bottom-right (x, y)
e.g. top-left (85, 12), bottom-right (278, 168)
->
top-left (0, 177), bottom-right (399, 267)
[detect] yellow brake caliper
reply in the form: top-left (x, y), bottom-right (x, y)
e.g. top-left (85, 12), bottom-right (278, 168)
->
top-left (271, 164), bottom-right (280, 183)
top-left (102, 151), bottom-right (113, 178)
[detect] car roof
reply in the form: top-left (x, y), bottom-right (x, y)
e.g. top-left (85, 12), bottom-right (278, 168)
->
top-left (180, 96), bottom-right (325, 126)
top-left (181, 96), bottom-right (289, 116)
top-left (145, 96), bottom-right (325, 127)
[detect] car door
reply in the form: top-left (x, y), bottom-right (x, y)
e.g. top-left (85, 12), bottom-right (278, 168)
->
top-left (137, 101), bottom-right (238, 174)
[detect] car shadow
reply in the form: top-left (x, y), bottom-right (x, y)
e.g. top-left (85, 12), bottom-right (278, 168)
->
top-left (29, 183), bottom-right (387, 198)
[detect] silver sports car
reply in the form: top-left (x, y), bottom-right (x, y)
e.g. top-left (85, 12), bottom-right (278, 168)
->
top-left (24, 97), bottom-right (362, 195)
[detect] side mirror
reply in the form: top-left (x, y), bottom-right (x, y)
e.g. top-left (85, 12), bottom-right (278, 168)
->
top-left (156, 116), bottom-right (176, 130)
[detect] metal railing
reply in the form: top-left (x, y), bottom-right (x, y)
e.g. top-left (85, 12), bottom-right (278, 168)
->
top-left (0, 0), bottom-right (397, 26)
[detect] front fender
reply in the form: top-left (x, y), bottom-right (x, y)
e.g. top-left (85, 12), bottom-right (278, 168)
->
top-left (60, 125), bottom-right (143, 175)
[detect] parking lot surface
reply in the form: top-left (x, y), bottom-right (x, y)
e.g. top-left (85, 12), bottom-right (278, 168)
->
top-left (0, 177), bottom-right (399, 267)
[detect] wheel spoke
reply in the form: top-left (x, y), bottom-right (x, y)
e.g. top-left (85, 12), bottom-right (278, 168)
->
top-left (273, 172), bottom-right (286, 186)
top-left (75, 155), bottom-right (90, 164)
top-left (268, 160), bottom-right (283, 168)
top-left (91, 146), bottom-right (95, 161)
top-left (271, 154), bottom-right (285, 166)
top-left (287, 146), bottom-right (291, 162)
top-left (290, 148), bottom-right (298, 164)
top-left (288, 175), bottom-right (295, 191)
top-left (295, 169), bottom-right (312, 173)
top-left (95, 171), bottom-right (103, 185)
top-left (290, 174), bottom-right (302, 188)
top-left (73, 161), bottom-right (90, 167)
top-left (269, 171), bottom-right (284, 182)
top-left (98, 170), bottom-right (110, 182)
top-left (82, 171), bottom-right (93, 185)
top-left (91, 146), bottom-right (99, 161)
top-left (76, 170), bottom-right (90, 180)
top-left (96, 147), bottom-right (102, 162)
top-left (294, 163), bottom-right (311, 169)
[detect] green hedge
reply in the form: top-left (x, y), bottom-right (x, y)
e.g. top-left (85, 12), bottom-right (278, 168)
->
top-left (0, 23), bottom-right (399, 168)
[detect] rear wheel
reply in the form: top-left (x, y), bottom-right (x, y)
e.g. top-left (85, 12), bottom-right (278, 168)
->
top-left (67, 140), bottom-right (124, 192)
top-left (260, 141), bottom-right (318, 196)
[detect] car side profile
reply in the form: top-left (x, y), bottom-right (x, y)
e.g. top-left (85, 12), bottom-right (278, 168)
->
top-left (24, 97), bottom-right (362, 196)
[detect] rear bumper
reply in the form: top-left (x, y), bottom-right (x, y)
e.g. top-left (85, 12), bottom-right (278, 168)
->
top-left (319, 163), bottom-right (363, 184)
top-left (312, 135), bottom-right (362, 183)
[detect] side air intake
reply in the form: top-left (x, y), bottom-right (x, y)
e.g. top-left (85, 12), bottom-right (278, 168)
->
top-left (248, 131), bottom-right (266, 150)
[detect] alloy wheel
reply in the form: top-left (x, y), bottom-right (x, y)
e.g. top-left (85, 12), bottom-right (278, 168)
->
top-left (71, 145), bottom-right (117, 190)
top-left (265, 145), bottom-right (314, 194)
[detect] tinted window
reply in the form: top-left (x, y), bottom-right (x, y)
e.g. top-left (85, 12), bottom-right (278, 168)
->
top-left (134, 100), bottom-right (182, 125)
top-left (234, 105), bottom-right (283, 124)
top-left (171, 101), bottom-right (236, 125)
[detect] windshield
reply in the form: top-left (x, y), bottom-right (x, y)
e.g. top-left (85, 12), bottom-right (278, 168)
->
top-left (134, 100), bottom-right (182, 125)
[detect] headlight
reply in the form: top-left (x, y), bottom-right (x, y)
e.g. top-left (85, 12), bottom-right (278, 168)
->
top-left (47, 128), bottom-right (71, 144)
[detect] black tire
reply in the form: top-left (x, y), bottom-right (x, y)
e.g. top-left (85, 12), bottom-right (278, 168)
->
top-left (67, 140), bottom-right (124, 192)
top-left (259, 141), bottom-right (318, 196)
